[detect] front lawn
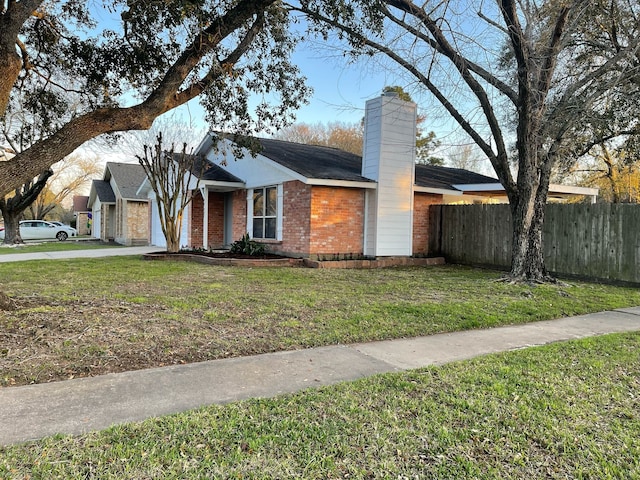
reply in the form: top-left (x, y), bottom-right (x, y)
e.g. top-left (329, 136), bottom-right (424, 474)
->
top-left (1, 258), bottom-right (639, 387)
top-left (2, 332), bottom-right (639, 478)
top-left (0, 240), bottom-right (120, 255)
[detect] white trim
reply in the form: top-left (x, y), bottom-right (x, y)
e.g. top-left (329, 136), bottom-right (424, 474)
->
top-left (276, 184), bottom-right (284, 241)
top-left (201, 187), bottom-right (209, 249)
top-left (246, 189), bottom-right (253, 236)
top-left (305, 178), bottom-right (377, 189)
top-left (247, 185), bottom-right (282, 240)
top-left (452, 182), bottom-right (599, 198)
top-left (414, 186), bottom-right (463, 195)
top-left (199, 180), bottom-right (245, 190)
top-left (136, 177), bottom-right (152, 196)
top-left (452, 183), bottom-right (503, 192)
top-left (548, 184), bottom-right (599, 197)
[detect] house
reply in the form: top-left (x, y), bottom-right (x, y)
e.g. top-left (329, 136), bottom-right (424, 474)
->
top-left (127, 93), bottom-right (599, 255)
top-left (72, 195), bottom-right (91, 235)
top-left (87, 162), bottom-right (150, 245)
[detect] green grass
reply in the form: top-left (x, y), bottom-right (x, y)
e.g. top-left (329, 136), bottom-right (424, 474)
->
top-left (0, 240), bottom-right (120, 254)
top-left (2, 332), bottom-right (639, 478)
top-left (1, 258), bottom-right (640, 386)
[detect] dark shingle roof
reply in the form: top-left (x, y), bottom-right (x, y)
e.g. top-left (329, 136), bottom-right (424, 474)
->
top-left (257, 138), bottom-right (374, 183)
top-left (72, 195), bottom-right (89, 212)
top-left (106, 162), bottom-right (148, 199)
top-left (253, 138), bottom-right (496, 190)
top-left (186, 154), bottom-right (243, 183)
top-left (415, 164), bottom-right (497, 190)
top-left (91, 180), bottom-right (116, 203)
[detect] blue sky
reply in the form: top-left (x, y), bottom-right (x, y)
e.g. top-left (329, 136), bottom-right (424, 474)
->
top-left (85, 3), bottom-right (493, 175)
top-left (173, 39), bottom-right (402, 130)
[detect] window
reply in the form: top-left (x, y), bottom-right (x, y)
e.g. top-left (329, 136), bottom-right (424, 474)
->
top-left (252, 186), bottom-right (277, 239)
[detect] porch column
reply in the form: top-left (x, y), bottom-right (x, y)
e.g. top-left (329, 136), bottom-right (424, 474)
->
top-left (200, 186), bottom-right (209, 249)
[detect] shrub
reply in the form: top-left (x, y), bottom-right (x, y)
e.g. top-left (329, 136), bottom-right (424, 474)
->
top-left (229, 233), bottom-right (266, 256)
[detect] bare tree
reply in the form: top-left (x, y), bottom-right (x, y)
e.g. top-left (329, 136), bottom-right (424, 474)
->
top-left (137, 134), bottom-right (201, 253)
top-left (572, 144), bottom-right (640, 203)
top-left (295, 0), bottom-right (640, 281)
top-left (27, 154), bottom-right (101, 220)
top-left (275, 121), bottom-right (363, 154)
top-left (275, 86), bottom-right (441, 160)
top-left (446, 143), bottom-right (489, 175)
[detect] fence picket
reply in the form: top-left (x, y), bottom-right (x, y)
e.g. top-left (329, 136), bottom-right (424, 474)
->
top-left (429, 203), bottom-right (640, 284)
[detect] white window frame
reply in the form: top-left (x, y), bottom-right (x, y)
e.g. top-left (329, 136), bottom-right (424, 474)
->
top-left (247, 185), bottom-right (283, 241)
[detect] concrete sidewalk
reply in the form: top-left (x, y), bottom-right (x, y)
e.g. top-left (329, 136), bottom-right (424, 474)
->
top-left (1, 307), bottom-right (639, 446)
top-left (0, 246), bottom-right (160, 262)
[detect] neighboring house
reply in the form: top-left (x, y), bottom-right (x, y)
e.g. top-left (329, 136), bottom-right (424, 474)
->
top-left (152, 93), bottom-right (594, 258)
top-left (72, 195), bottom-right (91, 235)
top-left (87, 162), bottom-right (150, 245)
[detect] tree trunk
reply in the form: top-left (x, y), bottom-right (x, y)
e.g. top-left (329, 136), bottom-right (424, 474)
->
top-left (1, 210), bottom-right (23, 245)
top-left (165, 220), bottom-right (180, 253)
top-left (0, 170), bottom-right (53, 244)
top-left (510, 201), bottom-right (545, 281)
top-left (508, 157), bottom-right (552, 282)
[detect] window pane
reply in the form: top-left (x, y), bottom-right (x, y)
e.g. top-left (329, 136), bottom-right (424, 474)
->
top-left (265, 218), bottom-right (276, 239)
top-left (253, 218), bottom-right (264, 238)
top-left (253, 190), bottom-right (264, 216)
top-left (266, 187), bottom-right (277, 217)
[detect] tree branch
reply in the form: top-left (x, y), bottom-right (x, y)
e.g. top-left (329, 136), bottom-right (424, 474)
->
top-left (0, 0), bottom-right (278, 197)
top-left (381, 4), bottom-right (518, 104)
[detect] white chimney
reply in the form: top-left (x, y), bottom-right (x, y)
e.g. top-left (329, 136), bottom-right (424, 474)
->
top-left (362, 93), bottom-right (417, 257)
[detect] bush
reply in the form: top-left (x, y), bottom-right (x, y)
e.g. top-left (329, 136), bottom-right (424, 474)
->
top-left (229, 233), bottom-right (266, 256)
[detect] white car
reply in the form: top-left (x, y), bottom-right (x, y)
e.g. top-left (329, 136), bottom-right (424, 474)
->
top-left (0, 220), bottom-right (78, 241)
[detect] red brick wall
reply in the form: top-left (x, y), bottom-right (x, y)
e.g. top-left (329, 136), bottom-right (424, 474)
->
top-left (413, 192), bottom-right (443, 254)
top-left (189, 185), bottom-right (438, 257)
top-left (190, 191), bottom-right (204, 247)
top-left (308, 186), bottom-right (365, 256)
top-left (189, 190), bottom-right (226, 248)
top-left (230, 190), bottom-right (247, 242)
top-left (207, 192), bottom-right (225, 248)
top-left (280, 181), bottom-right (312, 255)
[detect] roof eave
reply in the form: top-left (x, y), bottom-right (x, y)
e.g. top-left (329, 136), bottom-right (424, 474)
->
top-left (414, 185), bottom-right (463, 195)
top-left (200, 180), bottom-right (246, 192)
top-left (453, 182), bottom-right (599, 198)
top-left (305, 178), bottom-right (377, 189)
top-left (548, 184), bottom-right (599, 197)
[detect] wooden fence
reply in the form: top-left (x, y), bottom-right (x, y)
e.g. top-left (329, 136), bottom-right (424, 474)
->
top-left (429, 203), bottom-right (640, 285)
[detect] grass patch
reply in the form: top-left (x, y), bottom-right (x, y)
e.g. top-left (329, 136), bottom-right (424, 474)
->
top-left (1, 258), bottom-right (639, 386)
top-left (0, 240), bottom-right (121, 255)
top-left (2, 332), bottom-right (639, 478)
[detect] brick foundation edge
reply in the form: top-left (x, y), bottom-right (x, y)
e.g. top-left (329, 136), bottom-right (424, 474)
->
top-left (143, 253), bottom-right (446, 269)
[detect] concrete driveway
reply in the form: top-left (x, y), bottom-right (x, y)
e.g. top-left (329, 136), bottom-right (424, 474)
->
top-left (0, 245), bottom-right (160, 263)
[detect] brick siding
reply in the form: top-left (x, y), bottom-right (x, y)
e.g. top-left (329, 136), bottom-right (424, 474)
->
top-left (187, 184), bottom-right (444, 257)
top-left (189, 190), bottom-right (226, 248)
top-left (412, 192), bottom-right (443, 254)
top-left (280, 181), bottom-right (311, 255)
top-left (230, 190), bottom-right (247, 242)
top-left (126, 201), bottom-right (150, 245)
top-left (308, 185), bottom-right (365, 256)
top-left (190, 191), bottom-right (203, 247)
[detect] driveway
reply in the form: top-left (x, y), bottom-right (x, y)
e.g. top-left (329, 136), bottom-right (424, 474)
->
top-left (0, 246), bottom-right (160, 263)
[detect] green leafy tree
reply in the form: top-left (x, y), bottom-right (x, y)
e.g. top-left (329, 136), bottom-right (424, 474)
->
top-left (0, 0), bottom-right (309, 197)
top-left (296, 0), bottom-right (640, 282)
